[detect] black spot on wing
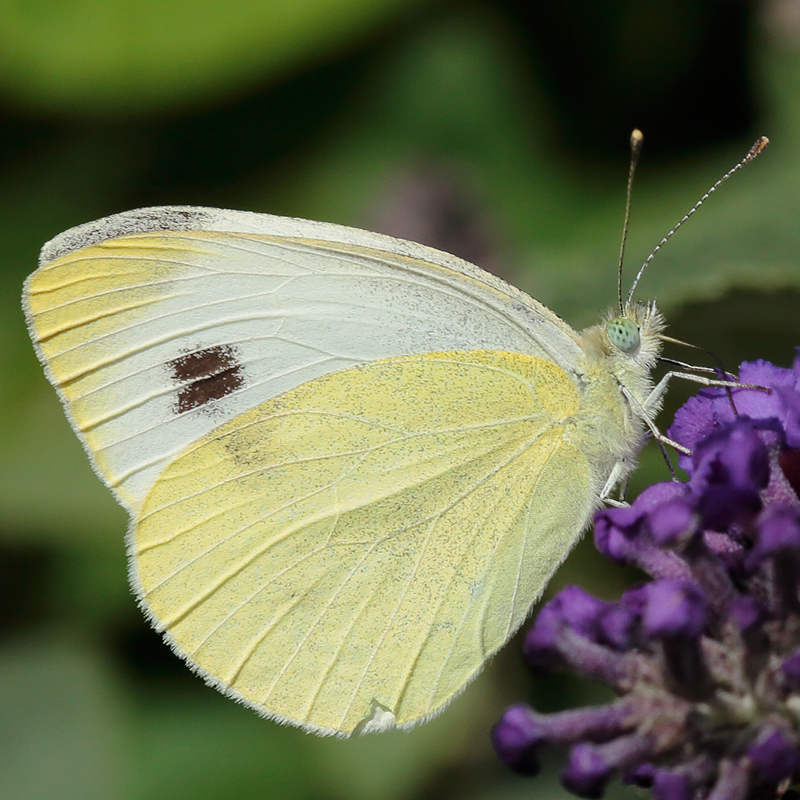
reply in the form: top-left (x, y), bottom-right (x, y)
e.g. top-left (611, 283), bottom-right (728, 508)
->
top-left (168, 345), bottom-right (244, 414)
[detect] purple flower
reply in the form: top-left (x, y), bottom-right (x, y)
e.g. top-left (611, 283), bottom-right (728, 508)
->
top-left (689, 419), bottom-right (768, 529)
top-left (493, 355), bottom-right (800, 799)
top-left (780, 647), bottom-right (800, 690)
top-left (642, 579), bottom-right (707, 638)
top-left (748, 726), bottom-right (800, 784)
top-left (669, 355), bottom-right (800, 456)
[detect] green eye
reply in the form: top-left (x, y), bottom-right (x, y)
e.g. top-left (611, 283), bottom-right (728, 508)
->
top-left (606, 317), bottom-right (640, 353)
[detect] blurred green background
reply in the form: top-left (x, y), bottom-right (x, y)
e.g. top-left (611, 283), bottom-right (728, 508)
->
top-left (2, 1), bottom-right (800, 798)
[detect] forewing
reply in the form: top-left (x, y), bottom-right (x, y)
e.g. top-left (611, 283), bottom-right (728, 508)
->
top-left (24, 207), bottom-right (583, 510)
top-left (133, 350), bottom-right (593, 736)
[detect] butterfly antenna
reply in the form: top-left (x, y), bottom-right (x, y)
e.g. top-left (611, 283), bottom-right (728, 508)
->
top-left (618, 129), bottom-right (644, 314)
top-left (626, 135), bottom-right (769, 307)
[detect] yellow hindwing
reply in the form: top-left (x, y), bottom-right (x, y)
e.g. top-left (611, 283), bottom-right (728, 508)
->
top-left (133, 350), bottom-right (592, 736)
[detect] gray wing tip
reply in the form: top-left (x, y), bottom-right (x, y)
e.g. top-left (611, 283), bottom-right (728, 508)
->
top-left (39, 206), bottom-right (221, 265)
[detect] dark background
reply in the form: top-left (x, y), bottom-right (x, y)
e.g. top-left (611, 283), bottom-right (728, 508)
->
top-left (1, 1), bottom-right (799, 798)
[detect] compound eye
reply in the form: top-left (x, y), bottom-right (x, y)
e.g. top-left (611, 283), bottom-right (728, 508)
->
top-left (606, 317), bottom-right (640, 353)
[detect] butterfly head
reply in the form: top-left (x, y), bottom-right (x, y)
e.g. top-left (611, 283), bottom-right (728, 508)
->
top-left (604, 301), bottom-right (664, 368)
top-left (577, 301), bottom-right (666, 404)
top-left (578, 300), bottom-right (664, 386)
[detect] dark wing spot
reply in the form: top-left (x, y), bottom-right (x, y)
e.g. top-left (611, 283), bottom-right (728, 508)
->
top-left (168, 345), bottom-right (244, 413)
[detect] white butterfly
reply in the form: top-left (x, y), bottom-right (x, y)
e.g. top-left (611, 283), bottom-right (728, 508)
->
top-left (22, 135), bottom-right (765, 736)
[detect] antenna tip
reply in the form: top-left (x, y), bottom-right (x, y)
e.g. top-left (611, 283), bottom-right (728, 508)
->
top-left (629, 129), bottom-right (644, 162)
top-left (746, 136), bottom-right (770, 161)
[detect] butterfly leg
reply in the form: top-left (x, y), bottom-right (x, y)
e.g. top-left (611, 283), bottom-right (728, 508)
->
top-left (602, 369), bottom-right (759, 505)
top-left (629, 369), bottom-right (759, 455)
top-left (600, 462), bottom-right (632, 505)
top-left (643, 370), bottom-right (755, 416)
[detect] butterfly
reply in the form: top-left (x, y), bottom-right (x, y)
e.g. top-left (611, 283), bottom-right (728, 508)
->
top-left (22, 135), bottom-right (766, 737)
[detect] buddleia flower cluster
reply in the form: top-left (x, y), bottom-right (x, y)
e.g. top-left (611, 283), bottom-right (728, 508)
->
top-left (493, 354), bottom-right (800, 800)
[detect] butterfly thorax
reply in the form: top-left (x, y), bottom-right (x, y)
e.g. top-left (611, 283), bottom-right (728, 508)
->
top-left (568, 300), bottom-right (666, 492)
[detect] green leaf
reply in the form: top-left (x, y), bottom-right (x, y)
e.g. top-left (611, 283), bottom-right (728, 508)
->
top-left (0, 0), bottom-right (426, 114)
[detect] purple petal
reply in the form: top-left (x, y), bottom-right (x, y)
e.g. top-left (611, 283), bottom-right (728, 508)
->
top-left (745, 503), bottom-right (800, 572)
top-left (554, 586), bottom-right (607, 636)
top-left (562, 735), bottom-right (655, 799)
top-left (691, 419), bottom-right (769, 492)
top-left (596, 603), bottom-right (636, 650)
top-left (652, 770), bottom-right (694, 800)
top-left (669, 388), bottom-right (733, 473)
top-left (648, 496), bottom-right (699, 547)
top-left (697, 484), bottom-right (762, 531)
top-left (738, 360), bottom-right (800, 448)
top-left (780, 647), bottom-right (800, 691)
top-left (643, 580), bottom-right (707, 639)
top-left (702, 529), bottom-right (746, 558)
top-left (523, 603), bottom-right (566, 669)
top-left (594, 505), bottom-right (647, 565)
top-left (595, 506), bottom-right (696, 582)
top-left (728, 595), bottom-right (768, 633)
top-left (670, 357), bottom-right (799, 472)
top-left (689, 420), bottom-right (768, 529)
top-left (747, 726), bottom-right (800, 783)
top-left (493, 701), bottom-right (635, 773)
top-left (523, 586), bottom-right (608, 667)
top-left (634, 481), bottom-right (691, 509)
top-left (491, 704), bottom-right (543, 774)
top-left (561, 743), bottom-right (612, 798)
